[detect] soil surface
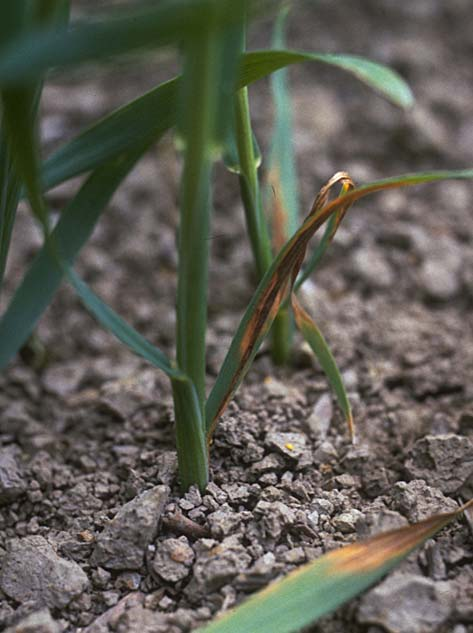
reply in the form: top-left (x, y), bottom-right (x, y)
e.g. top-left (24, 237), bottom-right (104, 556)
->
top-left (1, 2), bottom-right (473, 632)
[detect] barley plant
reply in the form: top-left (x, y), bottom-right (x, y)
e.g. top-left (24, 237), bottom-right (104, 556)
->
top-left (0, 2), bottom-right (471, 631)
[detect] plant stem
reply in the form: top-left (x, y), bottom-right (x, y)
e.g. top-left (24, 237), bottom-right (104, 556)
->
top-left (234, 86), bottom-right (273, 278)
top-left (174, 10), bottom-right (225, 490)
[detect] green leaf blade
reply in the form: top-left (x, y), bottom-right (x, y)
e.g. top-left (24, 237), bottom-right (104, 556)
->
top-left (0, 147), bottom-right (149, 370)
top-left (240, 50), bottom-right (414, 109)
top-left (292, 295), bottom-right (353, 439)
top-left (196, 503), bottom-right (471, 633)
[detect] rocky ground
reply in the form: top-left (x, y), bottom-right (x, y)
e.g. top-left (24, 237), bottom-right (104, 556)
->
top-left (1, 1), bottom-right (473, 632)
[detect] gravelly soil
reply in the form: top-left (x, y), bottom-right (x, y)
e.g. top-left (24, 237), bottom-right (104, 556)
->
top-left (1, 2), bottom-right (473, 632)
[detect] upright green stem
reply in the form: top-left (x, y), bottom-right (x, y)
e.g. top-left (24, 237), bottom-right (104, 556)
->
top-left (174, 14), bottom-right (227, 490)
top-left (234, 86), bottom-right (273, 278)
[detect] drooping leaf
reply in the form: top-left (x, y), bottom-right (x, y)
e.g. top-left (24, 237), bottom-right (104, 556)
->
top-left (239, 49), bottom-right (414, 108)
top-left (39, 48), bottom-right (411, 195)
top-left (0, 146), bottom-right (150, 370)
top-left (42, 78), bottom-right (179, 191)
top-left (65, 267), bottom-right (181, 380)
top-left (292, 294), bottom-right (353, 439)
top-left (196, 501), bottom-right (472, 633)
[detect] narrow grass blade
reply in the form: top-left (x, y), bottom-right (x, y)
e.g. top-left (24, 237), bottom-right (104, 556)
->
top-left (0, 146), bottom-right (149, 370)
top-left (39, 47), bottom-right (409, 195)
top-left (292, 295), bottom-right (353, 439)
top-left (239, 50), bottom-right (414, 108)
top-left (66, 265), bottom-right (208, 490)
top-left (0, 1), bottom-right (252, 86)
top-left (267, 6), bottom-right (299, 365)
top-left (197, 501), bottom-right (472, 633)
top-left (229, 21), bottom-right (273, 280)
top-left (0, 125), bottom-right (22, 290)
top-left (65, 268), bottom-right (181, 380)
top-left (42, 78), bottom-right (179, 191)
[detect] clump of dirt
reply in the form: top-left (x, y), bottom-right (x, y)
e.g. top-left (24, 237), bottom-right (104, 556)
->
top-left (1, 2), bottom-right (473, 632)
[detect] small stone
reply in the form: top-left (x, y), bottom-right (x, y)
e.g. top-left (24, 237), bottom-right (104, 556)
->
top-left (358, 573), bottom-right (454, 633)
top-left (185, 536), bottom-right (252, 598)
top-left (4, 609), bottom-right (61, 633)
top-left (306, 394), bottom-right (333, 438)
top-left (282, 547), bottom-right (305, 564)
top-left (91, 485), bottom-right (169, 569)
top-left (250, 453), bottom-right (286, 474)
top-left (42, 361), bottom-right (86, 397)
top-left (314, 441), bottom-right (338, 463)
top-left (418, 237), bottom-right (462, 302)
top-left (207, 504), bottom-right (249, 538)
top-left (351, 245), bottom-right (394, 289)
top-left (333, 473), bottom-right (357, 489)
top-left (0, 447), bottom-right (27, 505)
top-left (115, 571), bottom-right (142, 591)
top-left (152, 537), bottom-right (194, 583)
top-left (102, 590), bottom-right (120, 607)
top-left (254, 500), bottom-right (297, 539)
top-left (235, 552), bottom-right (278, 590)
top-left (391, 480), bottom-right (458, 522)
top-left (357, 507), bottom-right (408, 538)
top-left (333, 509), bottom-right (364, 534)
top-left (405, 434), bottom-right (473, 493)
top-left (265, 432), bottom-right (307, 460)
top-left (0, 535), bottom-right (88, 609)
top-left (91, 567), bottom-right (111, 588)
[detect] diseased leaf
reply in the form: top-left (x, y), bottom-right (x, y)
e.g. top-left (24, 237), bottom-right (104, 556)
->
top-left (207, 168), bottom-right (473, 438)
top-left (205, 172), bottom-right (355, 436)
top-left (196, 501), bottom-right (472, 633)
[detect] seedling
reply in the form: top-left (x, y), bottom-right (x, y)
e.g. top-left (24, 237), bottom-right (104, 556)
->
top-left (0, 3), bottom-right (471, 630)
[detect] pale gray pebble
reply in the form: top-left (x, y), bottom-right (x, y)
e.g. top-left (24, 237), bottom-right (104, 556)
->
top-left (114, 571), bottom-right (141, 591)
top-left (333, 509), bottom-right (364, 534)
top-left (306, 393), bottom-right (333, 438)
top-left (391, 480), bottom-right (459, 522)
top-left (152, 537), bottom-right (194, 583)
top-left (235, 552), bottom-right (279, 590)
top-left (4, 609), bottom-right (62, 633)
top-left (101, 590), bottom-right (120, 607)
top-left (418, 236), bottom-right (462, 302)
top-left (265, 431), bottom-right (307, 460)
top-left (254, 500), bottom-right (297, 539)
top-left (207, 504), bottom-right (251, 538)
top-left (358, 573), bottom-right (454, 633)
top-left (357, 506), bottom-right (408, 538)
top-left (115, 604), bottom-right (177, 633)
top-left (405, 434), bottom-right (473, 494)
top-left (91, 485), bottom-right (169, 570)
top-left (185, 536), bottom-right (252, 598)
top-left (0, 446), bottom-right (27, 504)
top-left (0, 536), bottom-right (88, 609)
top-left (351, 244), bottom-right (395, 289)
top-left (250, 453), bottom-right (286, 474)
top-left (314, 441), bottom-right (338, 463)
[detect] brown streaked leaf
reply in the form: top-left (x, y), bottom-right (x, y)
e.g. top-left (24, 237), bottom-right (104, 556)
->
top-left (206, 168), bottom-right (473, 439)
top-left (205, 172), bottom-right (355, 437)
top-left (196, 500), bottom-right (473, 633)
